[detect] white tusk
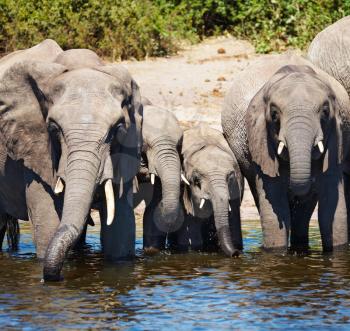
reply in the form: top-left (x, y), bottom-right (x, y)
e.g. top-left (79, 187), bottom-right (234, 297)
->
top-left (229, 204), bottom-right (231, 212)
top-left (199, 198), bottom-right (205, 209)
top-left (150, 173), bottom-right (156, 185)
top-left (105, 179), bottom-right (115, 226)
top-left (277, 141), bottom-right (285, 155)
top-left (54, 177), bottom-right (64, 194)
top-left (119, 177), bottom-right (124, 198)
top-left (318, 141), bottom-right (324, 154)
top-left (181, 174), bottom-right (190, 185)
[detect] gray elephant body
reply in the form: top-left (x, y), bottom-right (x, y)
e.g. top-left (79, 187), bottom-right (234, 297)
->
top-left (133, 101), bottom-right (183, 253)
top-left (0, 41), bottom-right (143, 281)
top-left (169, 124), bottom-right (243, 256)
top-left (0, 39), bottom-right (64, 257)
top-left (222, 54), bottom-right (350, 251)
top-left (308, 16), bottom-right (350, 96)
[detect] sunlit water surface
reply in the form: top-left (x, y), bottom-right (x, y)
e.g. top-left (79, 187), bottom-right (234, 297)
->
top-left (1, 220), bottom-right (350, 330)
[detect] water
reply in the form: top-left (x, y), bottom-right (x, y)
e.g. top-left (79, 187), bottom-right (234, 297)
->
top-left (1, 220), bottom-right (350, 330)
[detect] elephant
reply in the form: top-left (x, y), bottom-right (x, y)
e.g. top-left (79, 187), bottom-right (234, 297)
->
top-left (0, 215), bottom-right (19, 251)
top-left (169, 124), bottom-right (243, 256)
top-left (221, 53), bottom-right (350, 252)
top-left (0, 41), bottom-right (143, 281)
top-left (308, 16), bottom-right (350, 96)
top-left (0, 39), bottom-right (63, 259)
top-left (133, 98), bottom-right (184, 253)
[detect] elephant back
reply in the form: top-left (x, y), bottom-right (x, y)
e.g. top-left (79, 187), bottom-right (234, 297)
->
top-left (0, 39), bottom-right (62, 67)
top-left (308, 16), bottom-right (350, 96)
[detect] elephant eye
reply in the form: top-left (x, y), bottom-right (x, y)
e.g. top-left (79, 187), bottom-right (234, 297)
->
top-left (270, 104), bottom-right (280, 122)
top-left (321, 101), bottom-right (330, 120)
top-left (193, 176), bottom-right (201, 189)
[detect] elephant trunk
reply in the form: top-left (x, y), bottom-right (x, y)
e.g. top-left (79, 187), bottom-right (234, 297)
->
top-left (209, 176), bottom-right (239, 257)
top-left (43, 135), bottom-right (102, 281)
top-left (154, 139), bottom-right (181, 231)
top-left (286, 118), bottom-right (315, 196)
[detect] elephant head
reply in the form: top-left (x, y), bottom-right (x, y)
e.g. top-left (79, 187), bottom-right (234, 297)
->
top-left (139, 101), bottom-right (183, 232)
top-left (246, 65), bottom-right (342, 196)
top-left (181, 125), bottom-right (243, 256)
top-left (0, 53), bottom-right (142, 281)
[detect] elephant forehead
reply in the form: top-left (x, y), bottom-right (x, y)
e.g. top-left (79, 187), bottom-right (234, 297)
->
top-left (269, 73), bottom-right (330, 103)
top-left (190, 147), bottom-right (233, 172)
top-left (54, 68), bottom-right (119, 90)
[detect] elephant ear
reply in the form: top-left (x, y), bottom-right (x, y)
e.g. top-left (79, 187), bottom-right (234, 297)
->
top-left (0, 61), bottom-right (66, 185)
top-left (97, 64), bottom-right (143, 184)
top-left (246, 85), bottom-right (279, 177)
top-left (323, 94), bottom-right (344, 173)
top-left (182, 182), bottom-right (194, 216)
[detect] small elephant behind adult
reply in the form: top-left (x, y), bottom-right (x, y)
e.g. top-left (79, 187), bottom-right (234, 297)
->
top-left (169, 124), bottom-right (243, 256)
top-left (222, 53), bottom-right (350, 252)
top-left (308, 16), bottom-right (350, 96)
top-left (134, 98), bottom-right (184, 253)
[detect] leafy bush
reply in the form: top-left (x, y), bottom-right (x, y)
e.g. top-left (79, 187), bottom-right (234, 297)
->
top-left (0, 0), bottom-right (349, 59)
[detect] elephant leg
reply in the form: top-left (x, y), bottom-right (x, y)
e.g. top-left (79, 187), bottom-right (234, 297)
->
top-left (142, 182), bottom-right (167, 253)
top-left (101, 180), bottom-right (135, 260)
top-left (229, 198), bottom-right (243, 251)
top-left (318, 172), bottom-right (348, 251)
top-left (168, 215), bottom-right (204, 252)
top-left (256, 172), bottom-right (290, 250)
top-left (202, 217), bottom-right (218, 252)
top-left (290, 195), bottom-right (317, 252)
top-left (0, 215), bottom-right (6, 249)
top-left (344, 172), bottom-right (350, 239)
top-left (25, 176), bottom-right (60, 259)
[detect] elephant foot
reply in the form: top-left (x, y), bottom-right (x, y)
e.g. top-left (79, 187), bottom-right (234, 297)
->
top-left (289, 244), bottom-right (310, 255)
top-left (143, 246), bottom-right (161, 255)
top-left (261, 245), bottom-right (288, 254)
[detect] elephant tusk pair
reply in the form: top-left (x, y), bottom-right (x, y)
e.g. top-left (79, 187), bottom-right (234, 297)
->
top-left (54, 177), bottom-right (64, 194)
top-left (277, 141), bottom-right (324, 155)
top-left (181, 174), bottom-right (190, 185)
top-left (105, 179), bottom-right (115, 226)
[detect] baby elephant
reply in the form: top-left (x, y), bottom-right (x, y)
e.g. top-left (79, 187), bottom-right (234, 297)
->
top-left (169, 124), bottom-right (244, 256)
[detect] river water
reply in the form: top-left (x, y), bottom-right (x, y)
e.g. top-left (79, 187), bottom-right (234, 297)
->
top-left (1, 220), bottom-right (350, 330)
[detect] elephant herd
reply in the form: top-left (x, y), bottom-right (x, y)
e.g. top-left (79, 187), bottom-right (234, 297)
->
top-left (1, 16), bottom-right (350, 281)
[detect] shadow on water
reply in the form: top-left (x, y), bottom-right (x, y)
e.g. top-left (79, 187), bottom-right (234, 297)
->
top-left (1, 220), bottom-right (350, 330)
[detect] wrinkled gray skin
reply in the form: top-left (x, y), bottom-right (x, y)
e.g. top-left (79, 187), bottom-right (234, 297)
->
top-left (222, 54), bottom-right (350, 252)
top-left (308, 16), bottom-right (350, 96)
top-left (134, 99), bottom-right (183, 253)
top-left (169, 124), bottom-right (243, 256)
top-left (0, 41), bottom-right (143, 281)
top-left (308, 16), bottom-right (350, 236)
top-left (0, 39), bottom-right (63, 258)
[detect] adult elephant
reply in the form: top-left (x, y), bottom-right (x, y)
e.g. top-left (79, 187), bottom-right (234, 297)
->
top-left (134, 99), bottom-right (183, 253)
top-left (222, 54), bottom-right (350, 252)
top-left (308, 16), bottom-right (350, 236)
top-left (0, 43), bottom-right (143, 281)
top-left (169, 124), bottom-right (243, 256)
top-left (0, 39), bottom-right (63, 258)
top-left (308, 16), bottom-right (350, 96)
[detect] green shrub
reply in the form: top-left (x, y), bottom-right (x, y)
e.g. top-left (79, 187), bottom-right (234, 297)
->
top-left (0, 0), bottom-right (349, 59)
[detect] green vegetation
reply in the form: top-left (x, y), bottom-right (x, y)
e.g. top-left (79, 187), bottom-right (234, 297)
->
top-left (0, 0), bottom-right (349, 59)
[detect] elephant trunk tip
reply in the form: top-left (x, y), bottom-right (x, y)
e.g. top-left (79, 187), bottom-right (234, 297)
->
top-left (42, 265), bottom-right (64, 282)
top-left (217, 226), bottom-right (241, 257)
